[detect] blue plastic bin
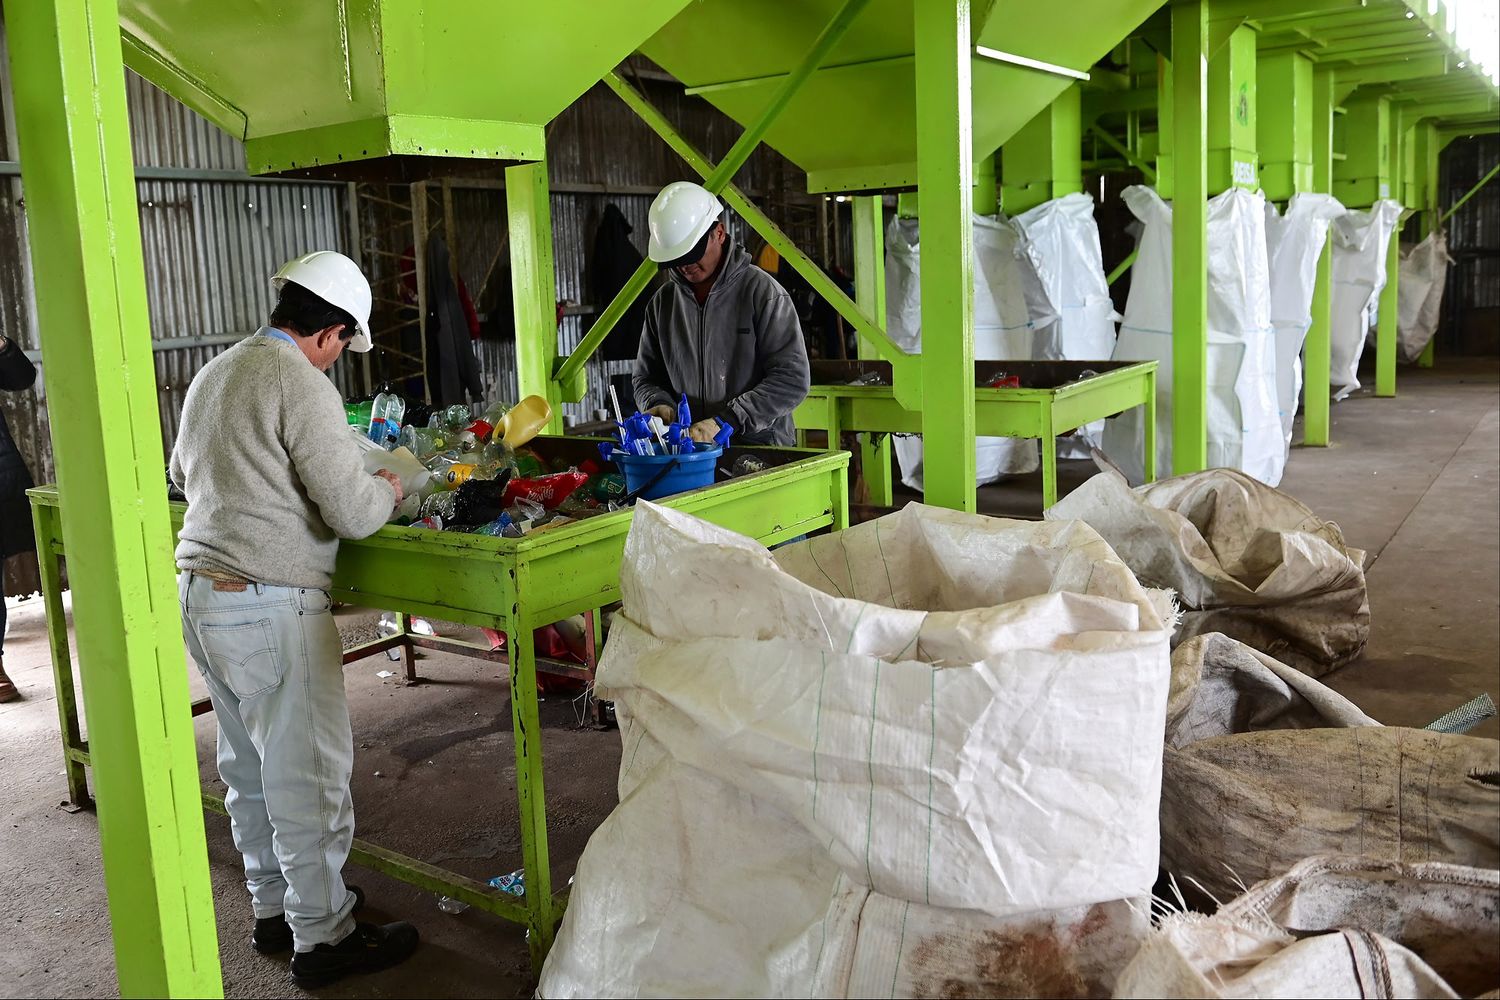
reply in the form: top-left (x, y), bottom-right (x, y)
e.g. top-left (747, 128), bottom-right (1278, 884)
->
top-left (614, 443), bottom-right (722, 500)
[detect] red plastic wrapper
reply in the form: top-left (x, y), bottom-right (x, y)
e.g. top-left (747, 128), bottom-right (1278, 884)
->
top-left (502, 470), bottom-right (589, 510)
top-left (986, 373), bottom-right (1022, 388)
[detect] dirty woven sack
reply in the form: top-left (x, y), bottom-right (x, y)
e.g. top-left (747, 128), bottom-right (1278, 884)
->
top-left (1116, 856), bottom-right (1500, 999)
top-left (1046, 468), bottom-right (1368, 674)
top-left (539, 502), bottom-right (1172, 998)
top-left (1165, 633), bottom-right (1378, 748)
top-left (1160, 726), bottom-right (1499, 906)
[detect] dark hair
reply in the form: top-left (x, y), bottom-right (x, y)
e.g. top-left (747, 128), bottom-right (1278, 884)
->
top-left (269, 280), bottom-right (357, 340)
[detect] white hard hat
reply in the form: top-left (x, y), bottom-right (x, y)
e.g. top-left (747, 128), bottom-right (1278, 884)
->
top-left (270, 250), bottom-right (374, 352)
top-left (647, 181), bottom-right (724, 268)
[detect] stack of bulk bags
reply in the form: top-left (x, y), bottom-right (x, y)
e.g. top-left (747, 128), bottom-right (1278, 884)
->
top-left (1101, 186), bottom-right (1285, 487)
top-left (1328, 199), bottom-right (1403, 399)
top-left (885, 214), bottom-right (1055, 490)
top-left (1264, 194), bottom-right (1345, 454)
top-left (1015, 192), bottom-right (1120, 457)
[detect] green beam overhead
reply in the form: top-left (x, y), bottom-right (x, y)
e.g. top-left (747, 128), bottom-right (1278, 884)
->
top-left (1333, 54), bottom-right (1450, 87)
top-left (852, 196), bottom-right (894, 506)
top-left (1002, 87), bottom-right (1084, 214)
top-left (1209, 23), bottom-right (1259, 191)
top-left (1172, 0), bottom-right (1210, 475)
top-left (914, 0), bottom-right (977, 512)
top-left (1258, 51), bottom-right (1314, 199)
top-left (507, 158), bottom-right (567, 430)
top-left (5, 0), bottom-right (223, 995)
top-left (114, 0), bottom-right (696, 174)
top-left (640, 0), bottom-right (1167, 194)
top-left (1089, 122), bottom-right (1159, 182)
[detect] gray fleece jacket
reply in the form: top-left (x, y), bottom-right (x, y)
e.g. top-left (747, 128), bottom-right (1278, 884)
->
top-left (170, 330), bottom-right (396, 590)
top-left (633, 244), bottom-right (810, 445)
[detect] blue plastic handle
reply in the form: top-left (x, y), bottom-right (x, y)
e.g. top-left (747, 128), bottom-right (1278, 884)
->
top-left (713, 418), bottom-right (734, 449)
top-left (677, 392), bottom-right (691, 428)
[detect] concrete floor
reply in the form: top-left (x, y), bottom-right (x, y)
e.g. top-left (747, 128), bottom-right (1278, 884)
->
top-left (0, 362), bottom-right (1495, 998)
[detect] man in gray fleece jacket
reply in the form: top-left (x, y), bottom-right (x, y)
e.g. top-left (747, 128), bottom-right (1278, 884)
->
top-left (634, 181), bottom-right (810, 446)
top-left (170, 251), bottom-right (418, 988)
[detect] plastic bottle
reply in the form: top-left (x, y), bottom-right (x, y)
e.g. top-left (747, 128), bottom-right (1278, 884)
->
top-left (367, 390), bottom-right (406, 449)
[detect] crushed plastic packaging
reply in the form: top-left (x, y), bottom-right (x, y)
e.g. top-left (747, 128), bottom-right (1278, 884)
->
top-left (729, 455), bottom-right (769, 477)
top-left (437, 896), bottom-right (470, 914)
top-left (488, 869), bottom-right (525, 897)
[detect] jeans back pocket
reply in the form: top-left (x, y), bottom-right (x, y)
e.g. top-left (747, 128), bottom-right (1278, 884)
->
top-left (197, 619), bottom-right (283, 700)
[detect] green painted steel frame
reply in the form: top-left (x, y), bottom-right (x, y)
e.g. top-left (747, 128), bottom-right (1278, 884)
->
top-left (914, 0), bottom-right (977, 512)
top-left (7, 2), bottom-right (223, 995)
top-left (1172, 0), bottom-right (1211, 475)
top-left (793, 362), bottom-right (1157, 509)
top-left (29, 445), bottom-right (847, 974)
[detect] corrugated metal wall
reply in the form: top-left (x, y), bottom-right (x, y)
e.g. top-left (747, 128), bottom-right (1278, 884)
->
top-left (1442, 134), bottom-right (1500, 354)
top-left (0, 48), bottom-right (822, 596)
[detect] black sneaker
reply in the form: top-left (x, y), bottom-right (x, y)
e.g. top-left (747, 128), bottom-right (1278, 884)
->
top-left (289, 920), bottom-right (420, 989)
top-left (251, 884), bottom-right (366, 955)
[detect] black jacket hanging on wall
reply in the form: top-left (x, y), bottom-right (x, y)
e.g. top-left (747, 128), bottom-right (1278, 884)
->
top-left (0, 338), bottom-right (37, 557)
top-left (424, 235), bottom-right (486, 406)
top-left (589, 204), bottom-right (655, 362)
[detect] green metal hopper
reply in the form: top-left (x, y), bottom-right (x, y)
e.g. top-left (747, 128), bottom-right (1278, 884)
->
top-left (116, 0), bottom-right (697, 175)
top-left (640, 0), bottom-right (1167, 192)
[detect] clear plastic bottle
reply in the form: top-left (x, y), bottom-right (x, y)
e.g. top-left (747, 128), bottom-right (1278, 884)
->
top-left (367, 390), bottom-right (406, 449)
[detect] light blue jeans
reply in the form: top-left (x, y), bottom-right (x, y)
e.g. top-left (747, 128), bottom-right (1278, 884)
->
top-left (179, 573), bottom-right (358, 951)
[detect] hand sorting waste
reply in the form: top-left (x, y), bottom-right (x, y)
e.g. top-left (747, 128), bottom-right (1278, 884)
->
top-left (342, 391), bottom-right (628, 538)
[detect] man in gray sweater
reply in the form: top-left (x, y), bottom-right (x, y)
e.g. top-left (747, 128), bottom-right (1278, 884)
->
top-left (633, 181), bottom-right (810, 446)
top-left (170, 251), bottom-right (418, 988)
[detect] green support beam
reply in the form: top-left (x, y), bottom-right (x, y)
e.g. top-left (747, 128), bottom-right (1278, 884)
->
top-left (1208, 23), bottom-right (1259, 191)
top-left (1087, 123), bottom-right (1158, 183)
top-left (5, 0), bottom-right (223, 995)
top-left (1375, 217), bottom-right (1400, 396)
top-left (1441, 162), bottom-right (1500, 225)
top-left (1002, 87), bottom-right (1084, 214)
top-left (851, 196), bottom-right (893, 507)
top-left (1375, 106), bottom-right (1403, 397)
top-left (506, 158), bottom-right (567, 429)
top-left (553, 0), bottom-right (874, 395)
top-left (914, 0), bottom-right (977, 511)
top-left (1303, 68), bottom-right (1336, 447)
top-left (1172, 0), bottom-right (1210, 475)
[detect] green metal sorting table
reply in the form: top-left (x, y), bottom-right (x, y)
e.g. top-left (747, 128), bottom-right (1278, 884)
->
top-left (794, 359), bottom-right (1158, 509)
top-left (29, 437), bottom-right (849, 969)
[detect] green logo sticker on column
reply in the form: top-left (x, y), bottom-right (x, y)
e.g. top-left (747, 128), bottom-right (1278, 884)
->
top-left (1236, 84), bottom-right (1249, 126)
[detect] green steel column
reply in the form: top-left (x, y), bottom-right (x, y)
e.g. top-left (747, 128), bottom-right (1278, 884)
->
top-left (1171, 0), bottom-right (1209, 474)
top-left (1375, 210), bottom-right (1400, 398)
top-left (1375, 112), bottom-right (1403, 398)
top-left (5, 1), bottom-right (223, 996)
top-left (1207, 24), bottom-right (1258, 193)
top-left (1304, 69), bottom-right (1336, 446)
top-left (1001, 86), bottom-right (1084, 215)
top-left (852, 196), bottom-right (893, 506)
top-left (1305, 241), bottom-right (1333, 445)
top-left (507, 159), bottom-right (566, 428)
top-left (914, 0), bottom-right (976, 512)
top-left (1157, 52), bottom-right (1175, 198)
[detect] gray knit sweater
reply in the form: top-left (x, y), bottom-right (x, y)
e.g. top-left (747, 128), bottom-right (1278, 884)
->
top-left (170, 330), bottom-right (396, 589)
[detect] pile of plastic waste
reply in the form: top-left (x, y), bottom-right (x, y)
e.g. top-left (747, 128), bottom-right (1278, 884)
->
top-left (346, 389), bottom-right (626, 538)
